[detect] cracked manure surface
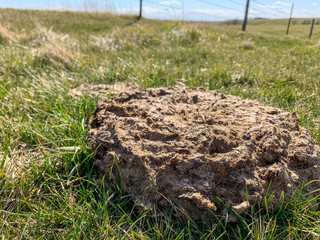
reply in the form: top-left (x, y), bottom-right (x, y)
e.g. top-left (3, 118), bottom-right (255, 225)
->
top-left (89, 87), bottom-right (320, 220)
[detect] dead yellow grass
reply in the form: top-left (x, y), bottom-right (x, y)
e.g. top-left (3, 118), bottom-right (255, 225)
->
top-left (0, 24), bottom-right (25, 44)
top-left (0, 23), bottom-right (80, 69)
top-left (29, 27), bottom-right (80, 69)
top-left (0, 148), bottom-right (43, 179)
top-left (69, 82), bottom-right (139, 99)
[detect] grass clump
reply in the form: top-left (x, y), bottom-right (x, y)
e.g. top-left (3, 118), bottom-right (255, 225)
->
top-left (0, 8), bottom-right (319, 239)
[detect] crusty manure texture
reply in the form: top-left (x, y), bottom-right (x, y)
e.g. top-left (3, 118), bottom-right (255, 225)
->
top-left (89, 86), bottom-right (320, 220)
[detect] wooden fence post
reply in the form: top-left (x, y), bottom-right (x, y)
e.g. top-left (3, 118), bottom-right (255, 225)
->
top-left (286, 3), bottom-right (294, 35)
top-left (309, 19), bottom-right (315, 39)
top-left (138, 0), bottom-right (142, 20)
top-left (242, 0), bottom-right (250, 31)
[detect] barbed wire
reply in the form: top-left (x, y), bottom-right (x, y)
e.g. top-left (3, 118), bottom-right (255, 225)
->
top-left (108, 0), bottom-right (293, 21)
top-left (195, 0), bottom-right (243, 12)
top-left (143, 0), bottom-right (242, 20)
top-left (226, 0), bottom-right (244, 7)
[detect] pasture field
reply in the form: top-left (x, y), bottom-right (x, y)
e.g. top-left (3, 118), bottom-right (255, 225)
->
top-left (0, 8), bottom-right (319, 239)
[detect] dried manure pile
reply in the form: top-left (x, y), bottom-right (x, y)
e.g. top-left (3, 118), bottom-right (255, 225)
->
top-left (89, 86), bottom-right (320, 221)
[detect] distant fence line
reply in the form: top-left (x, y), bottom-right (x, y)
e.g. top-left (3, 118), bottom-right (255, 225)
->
top-left (134, 0), bottom-right (318, 38)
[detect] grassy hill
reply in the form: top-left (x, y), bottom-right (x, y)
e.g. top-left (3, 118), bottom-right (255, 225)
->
top-left (0, 8), bottom-right (319, 239)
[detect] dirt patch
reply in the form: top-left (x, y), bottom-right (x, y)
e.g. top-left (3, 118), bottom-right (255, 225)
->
top-left (89, 86), bottom-right (320, 220)
top-left (69, 82), bottom-right (138, 99)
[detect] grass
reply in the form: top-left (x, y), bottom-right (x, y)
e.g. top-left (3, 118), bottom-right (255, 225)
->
top-left (0, 8), bottom-right (319, 239)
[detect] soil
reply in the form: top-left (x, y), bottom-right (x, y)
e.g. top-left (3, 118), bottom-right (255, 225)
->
top-left (89, 86), bottom-right (320, 221)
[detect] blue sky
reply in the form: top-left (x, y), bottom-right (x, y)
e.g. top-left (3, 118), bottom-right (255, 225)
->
top-left (0, 0), bottom-right (319, 21)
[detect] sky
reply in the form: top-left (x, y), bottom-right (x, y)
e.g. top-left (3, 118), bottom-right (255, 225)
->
top-left (0, 0), bottom-right (319, 21)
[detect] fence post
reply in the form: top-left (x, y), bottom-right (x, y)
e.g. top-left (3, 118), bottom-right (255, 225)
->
top-left (309, 19), bottom-right (315, 39)
top-left (242, 0), bottom-right (250, 31)
top-left (286, 3), bottom-right (294, 35)
top-left (138, 0), bottom-right (143, 20)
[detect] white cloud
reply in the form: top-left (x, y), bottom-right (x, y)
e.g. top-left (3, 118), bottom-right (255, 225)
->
top-left (252, 1), bottom-right (293, 18)
top-left (312, 2), bottom-right (317, 6)
top-left (159, 1), bottom-right (181, 6)
top-left (274, 1), bottom-right (291, 6)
